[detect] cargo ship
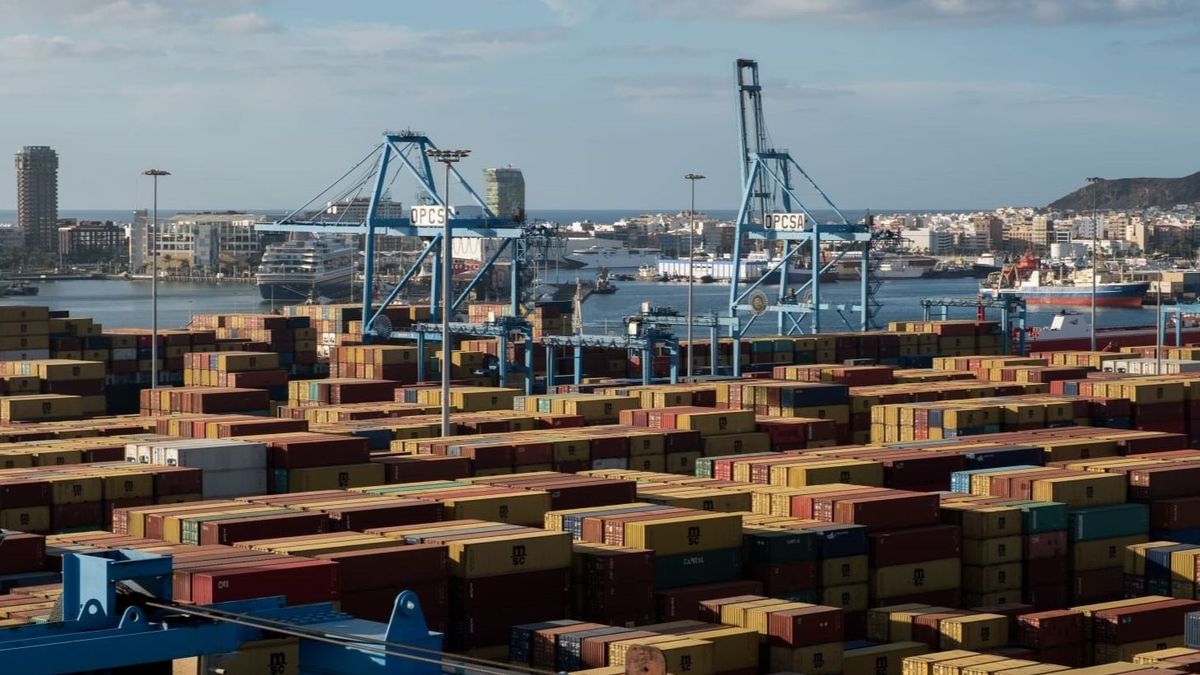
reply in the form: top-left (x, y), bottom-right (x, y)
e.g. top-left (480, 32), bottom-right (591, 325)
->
top-left (981, 251), bottom-right (1147, 308)
top-left (1022, 310), bottom-right (1200, 352)
top-left (256, 236), bottom-right (356, 302)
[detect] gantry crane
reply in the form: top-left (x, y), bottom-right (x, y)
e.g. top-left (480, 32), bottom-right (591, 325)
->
top-left (728, 59), bottom-right (877, 337)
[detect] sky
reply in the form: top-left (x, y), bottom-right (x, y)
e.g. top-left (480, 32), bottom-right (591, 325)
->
top-left (0, 0), bottom-right (1198, 213)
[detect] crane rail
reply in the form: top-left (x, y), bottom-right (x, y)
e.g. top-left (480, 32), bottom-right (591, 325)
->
top-left (144, 601), bottom-right (552, 675)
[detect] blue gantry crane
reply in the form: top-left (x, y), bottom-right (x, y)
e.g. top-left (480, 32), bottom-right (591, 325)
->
top-left (728, 59), bottom-right (877, 337)
top-left (0, 549), bottom-right (505, 675)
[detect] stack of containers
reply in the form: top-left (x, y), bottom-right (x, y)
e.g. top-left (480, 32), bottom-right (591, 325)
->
top-left (236, 530), bottom-right (450, 629)
top-left (190, 313), bottom-right (318, 377)
top-left (327, 345), bottom-right (419, 381)
top-left (0, 305), bottom-right (51, 362)
top-left (286, 378), bottom-right (400, 407)
top-left (1067, 503), bottom-right (1151, 603)
top-left (617, 406), bottom-right (760, 474)
top-left (1016, 609), bottom-right (1087, 666)
top-left (940, 499), bottom-right (1024, 608)
top-left (0, 359), bottom-right (105, 416)
top-left (182, 351), bottom-right (287, 400)
top-left (367, 520), bottom-right (573, 656)
top-left (0, 462), bottom-right (201, 532)
top-left (283, 303), bottom-right (423, 360)
top-left (125, 438), bottom-right (268, 498)
top-left (238, 489), bottom-right (442, 531)
top-left (232, 432), bottom-right (382, 493)
top-left (47, 531), bottom-right (339, 607)
top-left (138, 387), bottom-right (270, 415)
top-left (568, 541), bottom-right (656, 627)
top-left (1087, 596), bottom-right (1200, 664)
top-left (516, 393), bottom-right (639, 425)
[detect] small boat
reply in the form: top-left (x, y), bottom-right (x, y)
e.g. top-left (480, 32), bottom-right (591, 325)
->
top-left (1, 281), bottom-right (38, 297)
top-left (591, 267), bottom-right (618, 294)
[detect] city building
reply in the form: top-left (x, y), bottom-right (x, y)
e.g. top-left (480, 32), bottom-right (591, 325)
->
top-left (14, 146), bottom-right (59, 253)
top-left (129, 211), bottom-right (265, 274)
top-left (57, 220), bottom-right (126, 262)
top-left (482, 167), bottom-right (525, 222)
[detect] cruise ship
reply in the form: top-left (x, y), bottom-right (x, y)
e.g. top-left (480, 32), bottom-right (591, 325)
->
top-left (564, 241), bottom-right (662, 270)
top-left (256, 237), bottom-right (356, 302)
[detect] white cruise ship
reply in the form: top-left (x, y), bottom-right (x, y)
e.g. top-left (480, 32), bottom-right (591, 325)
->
top-left (256, 237), bottom-right (356, 302)
top-left (565, 241), bottom-right (662, 270)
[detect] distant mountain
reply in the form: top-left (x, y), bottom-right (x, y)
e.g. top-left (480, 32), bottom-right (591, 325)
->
top-left (1049, 172), bottom-right (1200, 211)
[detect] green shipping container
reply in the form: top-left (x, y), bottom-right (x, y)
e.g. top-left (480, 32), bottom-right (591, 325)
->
top-left (654, 546), bottom-right (743, 589)
top-left (1068, 503), bottom-right (1149, 542)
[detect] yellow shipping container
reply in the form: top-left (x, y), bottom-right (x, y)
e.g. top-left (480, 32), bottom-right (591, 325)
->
top-left (1094, 637), bottom-right (1184, 665)
top-left (442, 530), bottom-right (572, 578)
top-left (866, 603), bottom-right (932, 642)
top-left (962, 536), bottom-right (1022, 565)
top-left (440, 491), bottom-right (552, 527)
top-left (686, 627), bottom-right (757, 672)
top-left (933, 655), bottom-right (1009, 675)
top-left (842, 642), bottom-right (929, 675)
top-left (1071, 535), bottom-right (1149, 572)
top-left (283, 463), bottom-right (385, 492)
top-left (872, 558), bottom-right (961, 598)
top-left (940, 614), bottom-right (1009, 650)
top-left (903, 651), bottom-right (982, 675)
top-left (622, 512), bottom-right (742, 555)
top-left (769, 641), bottom-right (844, 675)
top-left (823, 583), bottom-right (869, 612)
top-left (822, 554), bottom-right (870, 586)
top-left (1030, 473), bottom-right (1126, 508)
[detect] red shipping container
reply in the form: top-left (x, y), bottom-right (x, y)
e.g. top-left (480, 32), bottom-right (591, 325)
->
top-left (322, 500), bottom-right (442, 531)
top-left (1152, 496), bottom-right (1200, 530)
top-left (831, 492), bottom-right (940, 530)
top-left (190, 559), bottom-right (339, 605)
top-left (1025, 531), bottom-right (1068, 560)
top-left (655, 579), bottom-right (764, 621)
top-left (1023, 557), bottom-right (1068, 586)
top-left (1018, 609), bottom-right (1084, 648)
top-left (533, 622), bottom-right (608, 669)
top-left (313, 543), bottom-right (447, 593)
top-left (767, 605), bottom-right (844, 647)
top-left (198, 512), bottom-right (328, 546)
top-left (912, 611), bottom-right (972, 647)
top-left (262, 434), bottom-right (371, 469)
top-left (0, 532), bottom-right (44, 574)
top-left (1036, 644), bottom-right (1087, 668)
top-left (870, 524), bottom-right (961, 567)
top-left (1023, 584), bottom-right (1071, 611)
top-left (51, 502), bottom-right (103, 530)
top-left (1093, 598), bottom-right (1200, 644)
top-left (581, 630), bottom-right (657, 668)
top-left (1129, 464), bottom-right (1200, 501)
top-left (747, 561), bottom-right (818, 595)
top-left (791, 487), bottom-right (884, 519)
top-left (1071, 566), bottom-right (1124, 604)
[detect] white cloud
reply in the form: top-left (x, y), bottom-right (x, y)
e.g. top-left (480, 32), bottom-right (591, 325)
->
top-left (0, 33), bottom-right (142, 60)
top-left (211, 12), bottom-right (280, 34)
top-left (540, 0), bottom-right (598, 26)
top-left (639, 0), bottom-right (1200, 24)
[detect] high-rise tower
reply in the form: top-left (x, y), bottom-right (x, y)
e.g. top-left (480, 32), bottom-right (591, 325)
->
top-left (482, 167), bottom-right (525, 222)
top-left (15, 146), bottom-right (59, 253)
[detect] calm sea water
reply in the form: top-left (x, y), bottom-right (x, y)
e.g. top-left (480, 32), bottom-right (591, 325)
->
top-left (2, 277), bottom-right (1159, 336)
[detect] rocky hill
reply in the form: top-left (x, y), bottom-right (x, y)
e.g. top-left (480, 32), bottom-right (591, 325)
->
top-left (1048, 172), bottom-right (1200, 211)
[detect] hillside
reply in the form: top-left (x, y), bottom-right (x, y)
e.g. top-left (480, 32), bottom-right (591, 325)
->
top-left (1048, 171), bottom-right (1200, 211)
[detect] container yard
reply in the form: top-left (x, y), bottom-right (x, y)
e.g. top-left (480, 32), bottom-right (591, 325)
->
top-left (7, 300), bottom-right (1200, 673)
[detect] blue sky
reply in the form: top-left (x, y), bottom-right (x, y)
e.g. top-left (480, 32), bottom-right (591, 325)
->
top-left (1, 0), bottom-right (1198, 212)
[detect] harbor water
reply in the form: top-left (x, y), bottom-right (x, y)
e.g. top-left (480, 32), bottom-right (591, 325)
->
top-left (3, 277), bottom-right (1168, 335)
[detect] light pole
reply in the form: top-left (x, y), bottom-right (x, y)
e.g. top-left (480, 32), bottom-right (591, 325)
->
top-left (426, 149), bottom-right (470, 437)
top-left (1087, 176), bottom-right (1104, 351)
top-left (143, 169), bottom-right (170, 388)
top-left (683, 173), bottom-right (705, 380)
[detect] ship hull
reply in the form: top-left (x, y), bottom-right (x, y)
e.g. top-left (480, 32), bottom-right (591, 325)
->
top-left (1026, 326), bottom-right (1200, 352)
top-left (983, 283), bottom-right (1148, 308)
top-left (257, 275), bottom-right (353, 302)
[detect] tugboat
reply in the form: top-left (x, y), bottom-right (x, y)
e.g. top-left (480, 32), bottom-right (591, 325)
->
top-left (591, 267), bottom-right (618, 294)
top-left (1, 281), bottom-right (38, 297)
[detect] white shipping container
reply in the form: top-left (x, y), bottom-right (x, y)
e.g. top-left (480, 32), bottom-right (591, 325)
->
top-left (111, 348), bottom-right (138, 360)
top-left (0, 350), bottom-right (49, 361)
top-left (201, 467), bottom-right (267, 498)
top-left (160, 442), bottom-right (267, 471)
top-left (591, 457), bottom-right (629, 470)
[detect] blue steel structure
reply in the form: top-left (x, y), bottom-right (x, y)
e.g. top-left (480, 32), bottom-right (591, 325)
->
top-left (257, 130), bottom-right (543, 386)
top-left (920, 296), bottom-right (1028, 356)
top-left (0, 549), bottom-right (447, 675)
top-left (541, 327), bottom-right (679, 387)
top-left (729, 59), bottom-right (875, 339)
top-left (628, 305), bottom-right (741, 377)
top-left (389, 317), bottom-right (535, 394)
